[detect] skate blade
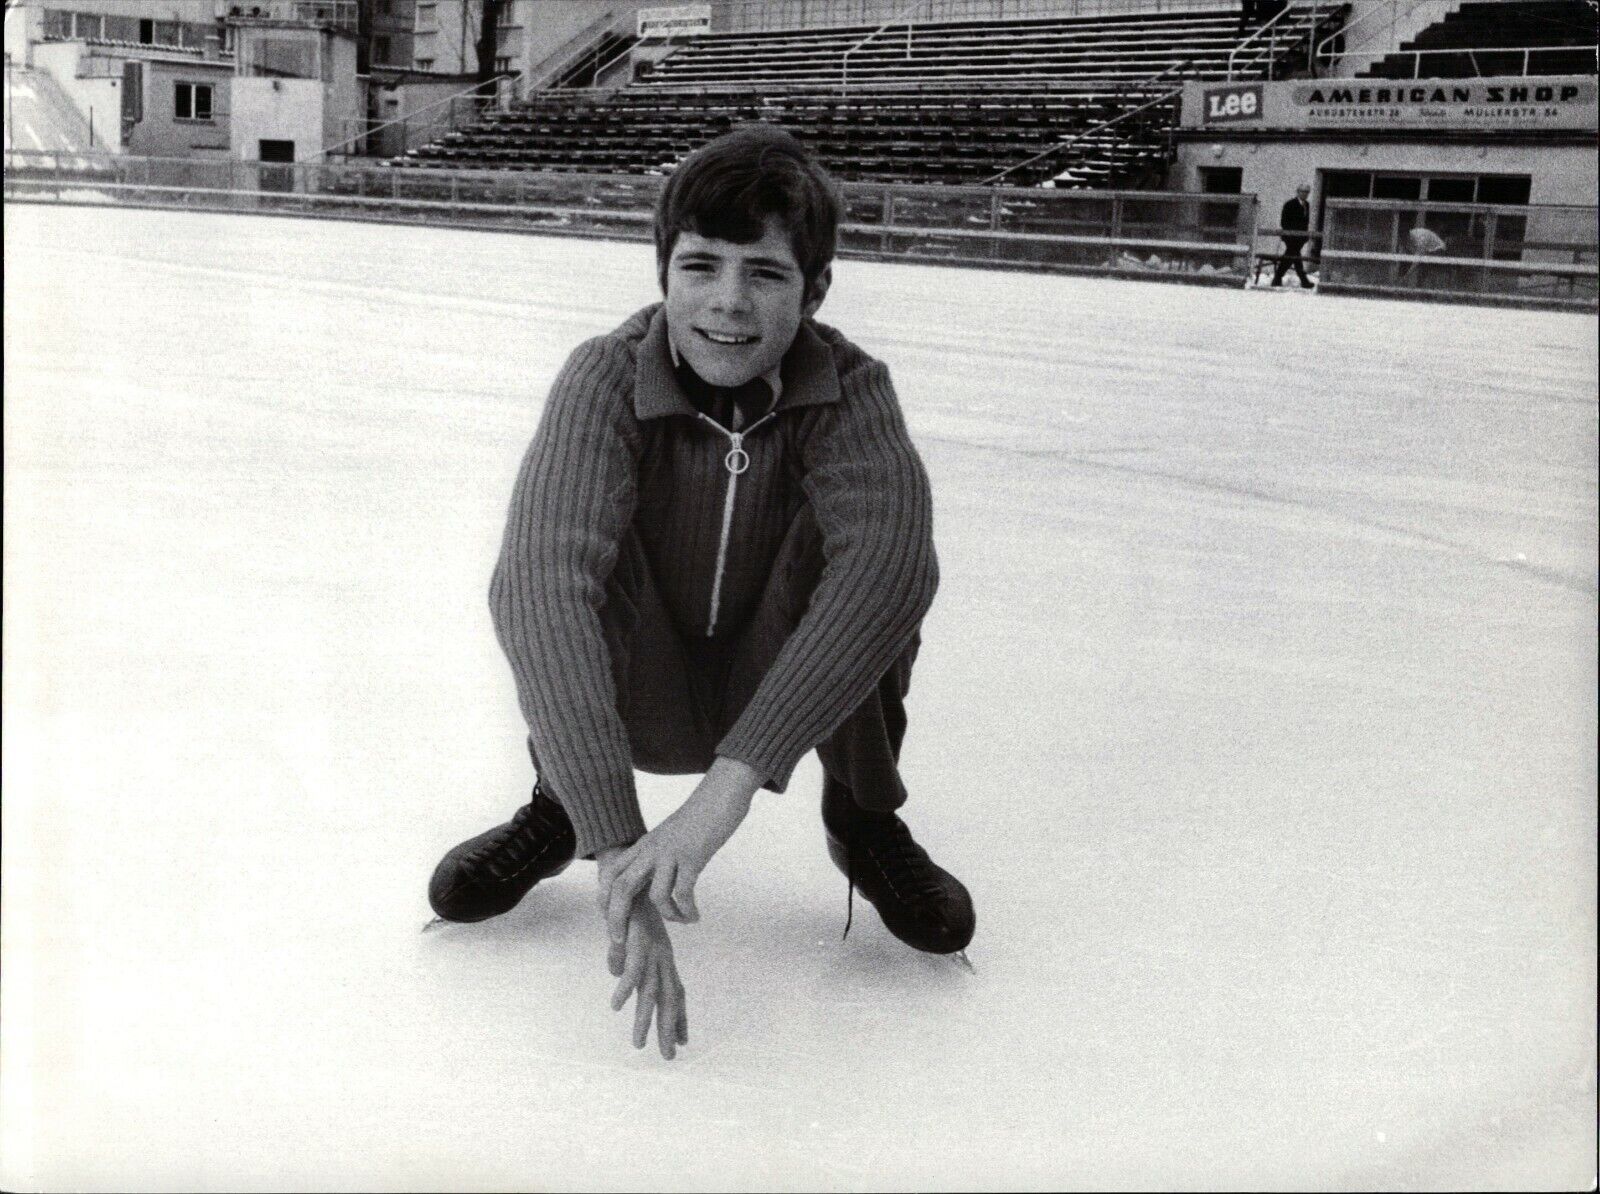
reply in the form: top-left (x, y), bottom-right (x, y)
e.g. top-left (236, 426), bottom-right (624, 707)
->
top-left (953, 950), bottom-right (976, 974)
top-left (421, 916), bottom-right (447, 933)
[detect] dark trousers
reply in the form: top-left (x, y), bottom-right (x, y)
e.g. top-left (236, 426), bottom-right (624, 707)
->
top-left (533, 505), bottom-right (918, 817)
top-left (1272, 236), bottom-right (1312, 286)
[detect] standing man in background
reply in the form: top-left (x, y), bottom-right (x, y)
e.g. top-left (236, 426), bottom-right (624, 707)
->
top-left (1272, 183), bottom-right (1315, 288)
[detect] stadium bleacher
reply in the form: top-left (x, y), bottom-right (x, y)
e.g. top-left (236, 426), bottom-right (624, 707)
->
top-left (636, 9), bottom-right (1317, 89)
top-left (395, 3), bottom-right (1346, 189)
top-left (1357, 0), bottom-right (1598, 79)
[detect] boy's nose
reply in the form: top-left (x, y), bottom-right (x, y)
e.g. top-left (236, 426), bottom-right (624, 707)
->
top-left (710, 275), bottom-right (753, 312)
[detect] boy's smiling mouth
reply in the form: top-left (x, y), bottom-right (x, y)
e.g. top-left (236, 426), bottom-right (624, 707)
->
top-left (698, 329), bottom-right (760, 346)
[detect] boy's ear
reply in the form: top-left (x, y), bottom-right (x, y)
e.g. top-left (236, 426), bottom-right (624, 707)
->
top-left (802, 264), bottom-right (832, 318)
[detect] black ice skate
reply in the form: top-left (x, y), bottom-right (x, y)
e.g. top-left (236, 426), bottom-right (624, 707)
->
top-left (823, 796), bottom-right (976, 962)
top-left (426, 782), bottom-right (577, 925)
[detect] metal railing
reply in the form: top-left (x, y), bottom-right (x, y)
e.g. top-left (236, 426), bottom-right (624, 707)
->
top-left (16, 151), bottom-right (1592, 307)
top-left (3, 149), bottom-right (1258, 285)
top-left (555, 29), bottom-right (640, 91)
top-left (1226, 1), bottom-right (1326, 80)
top-left (1311, 0), bottom-right (1451, 71)
top-left (1312, 43), bottom-right (1600, 77)
top-left (980, 14), bottom-right (1287, 189)
top-left (1319, 196), bottom-right (1597, 309)
top-left (524, 9), bottom-right (620, 93)
top-left (314, 75), bottom-right (513, 161)
top-left (979, 83), bottom-right (1181, 185)
top-left (842, 0), bottom-right (930, 91)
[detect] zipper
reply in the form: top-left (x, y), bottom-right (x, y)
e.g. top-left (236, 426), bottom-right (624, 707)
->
top-left (695, 408), bottom-right (776, 637)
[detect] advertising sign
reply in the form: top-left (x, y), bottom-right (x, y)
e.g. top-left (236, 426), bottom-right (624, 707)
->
top-left (637, 4), bottom-right (712, 39)
top-left (1199, 83), bottom-right (1265, 123)
top-left (1291, 78), bottom-right (1597, 129)
top-left (1185, 76), bottom-right (1598, 132)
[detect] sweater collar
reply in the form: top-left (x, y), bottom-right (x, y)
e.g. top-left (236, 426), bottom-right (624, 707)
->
top-left (633, 304), bottom-right (840, 421)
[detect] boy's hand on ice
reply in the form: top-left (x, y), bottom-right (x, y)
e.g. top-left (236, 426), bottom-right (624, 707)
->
top-left (607, 897), bottom-right (688, 1060)
top-left (597, 758), bottom-right (762, 936)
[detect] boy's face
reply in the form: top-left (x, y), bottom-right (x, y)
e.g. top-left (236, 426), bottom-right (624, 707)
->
top-left (664, 215), bottom-right (830, 388)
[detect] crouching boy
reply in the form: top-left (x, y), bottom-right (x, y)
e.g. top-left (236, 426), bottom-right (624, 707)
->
top-left (427, 125), bottom-right (974, 1058)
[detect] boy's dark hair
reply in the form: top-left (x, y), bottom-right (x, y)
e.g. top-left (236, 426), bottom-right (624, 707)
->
top-left (654, 124), bottom-right (843, 301)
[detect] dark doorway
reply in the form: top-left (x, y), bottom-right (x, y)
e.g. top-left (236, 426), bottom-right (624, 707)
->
top-left (259, 139), bottom-right (295, 193)
top-left (1199, 166), bottom-right (1244, 237)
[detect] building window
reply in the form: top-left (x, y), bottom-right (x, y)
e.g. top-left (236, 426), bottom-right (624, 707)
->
top-left (416, 57), bottom-right (433, 71)
top-left (174, 82), bottom-right (213, 121)
top-left (494, 55), bottom-right (512, 75)
top-left (374, 35), bottom-right (390, 64)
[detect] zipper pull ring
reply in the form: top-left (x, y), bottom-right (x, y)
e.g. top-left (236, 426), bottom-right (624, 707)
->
top-left (724, 433), bottom-right (749, 476)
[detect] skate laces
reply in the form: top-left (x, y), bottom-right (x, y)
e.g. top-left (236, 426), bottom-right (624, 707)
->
top-left (840, 815), bottom-right (944, 941)
top-left (463, 787), bottom-right (564, 879)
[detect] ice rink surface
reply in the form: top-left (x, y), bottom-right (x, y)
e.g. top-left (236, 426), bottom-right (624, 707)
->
top-left (3, 204), bottom-right (1596, 1191)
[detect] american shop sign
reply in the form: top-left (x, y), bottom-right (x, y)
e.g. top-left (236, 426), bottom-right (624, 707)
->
top-left (1293, 78), bottom-right (1595, 128)
top-left (1187, 76), bottom-right (1597, 131)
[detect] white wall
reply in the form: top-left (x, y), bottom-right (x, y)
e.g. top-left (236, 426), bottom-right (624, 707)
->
top-left (29, 41), bottom-right (121, 150)
top-left (322, 33), bottom-right (361, 154)
top-left (231, 77), bottom-right (324, 161)
top-left (5, 2), bottom-right (42, 66)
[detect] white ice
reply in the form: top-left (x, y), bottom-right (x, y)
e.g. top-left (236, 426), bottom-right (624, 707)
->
top-left (3, 203), bottom-right (1596, 1191)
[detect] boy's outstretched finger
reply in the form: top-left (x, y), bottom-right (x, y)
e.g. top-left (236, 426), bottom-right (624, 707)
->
top-left (674, 979), bottom-right (689, 1046)
top-left (607, 936), bottom-right (625, 977)
top-left (633, 975), bottom-right (658, 1049)
top-left (657, 972), bottom-right (681, 1060)
top-left (611, 947), bottom-right (644, 1011)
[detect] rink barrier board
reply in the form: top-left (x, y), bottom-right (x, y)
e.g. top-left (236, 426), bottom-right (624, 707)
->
top-left (0, 175), bottom-right (1259, 287)
top-left (0, 185), bottom-right (1255, 288)
top-left (6, 154), bottom-right (1596, 309)
top-left (1318, 196), bottom-right (1599, 312)
top-left (1318, 248), bottom-right (1599, 311)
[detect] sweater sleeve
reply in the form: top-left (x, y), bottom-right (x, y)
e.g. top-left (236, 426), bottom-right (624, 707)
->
top-left (715, 356), bottom-right (938, 790)
top-left (489, 336), bottom-right (647, 859)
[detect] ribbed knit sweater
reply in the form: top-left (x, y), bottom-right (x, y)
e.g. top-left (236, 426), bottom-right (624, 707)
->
top-left (490, 303), bottom-right (938, 858)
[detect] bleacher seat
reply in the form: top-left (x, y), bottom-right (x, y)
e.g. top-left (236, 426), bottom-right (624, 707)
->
top-left (1358, 0), bottom-right (1597, 78)
top-left (395, 4), bottom-right (1347, 189)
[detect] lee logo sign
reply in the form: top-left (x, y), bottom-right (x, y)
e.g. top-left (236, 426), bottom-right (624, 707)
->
top-left (1201, 84), bottom-right (1264, 124)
